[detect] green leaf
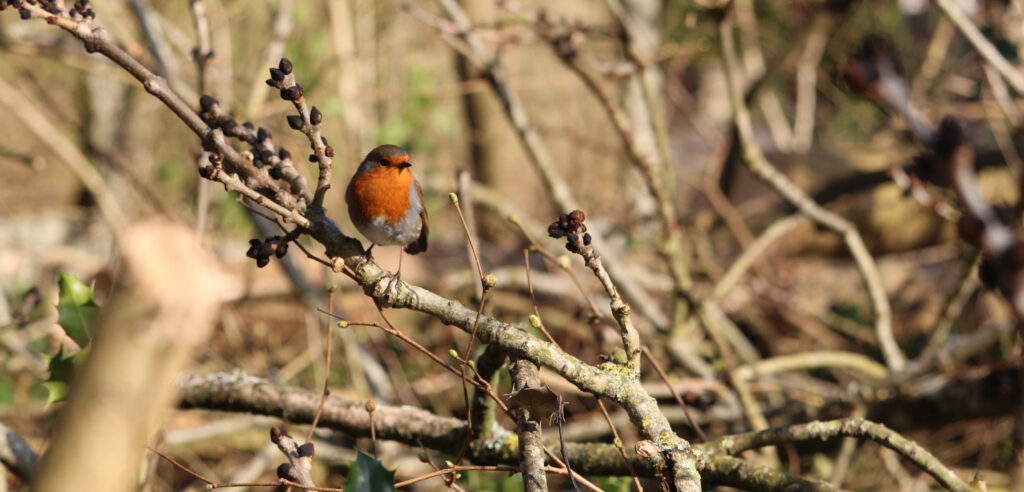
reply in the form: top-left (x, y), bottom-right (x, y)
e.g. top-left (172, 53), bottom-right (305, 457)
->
top-left (47, 343), bottom-right (76, 382)
top-left (42, 381), bottom-right (69, 408)
top-left (43, 342), bottom-right (89, 407)
top-left (344, 451), bottom-right (396, 492)
top-left (56, 272), bottom-right (99, 347)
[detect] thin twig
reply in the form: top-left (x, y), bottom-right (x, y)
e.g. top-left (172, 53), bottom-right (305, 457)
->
top-left (457, 171), bottom-right (483, 299)
top-left (541, 446), bottom-right (599, 492)
top-left (17, 5), bottom-right (308, 220)
top-left (452, 195), bottom-right (490, 361)
top-left (450, 194), bottom-right (492, 467)
top-left (130, 0), bottom-right (192, 102)
top-left (641, 347), bottom-right (707, 442)
top-left (150, 447), bottom-right (341, 491)
top-left (536, 19), bottom-right (694, 298)
top-left (274, 218), bottom-right (337, 269)
top-left (370, 310), bottom-right (488, 392)
top-left (524, 250), bottom-right (558, 344)
top-left (414, 441), bottom-right (469, 492)
top-left (509, 216), bottom-right (603, 321)
top-left (595, 399), bottom-right (644, 491)
top-left (188, 0), bottom-right (213, 95)
top-left (324, 312), bottom-right (509, 413)
top-left (552, 400), bottom-right (582, 492)
top-left (396, 465), bottom-right (520, 488)
top-left (307, 287), bottom-right (336, 443)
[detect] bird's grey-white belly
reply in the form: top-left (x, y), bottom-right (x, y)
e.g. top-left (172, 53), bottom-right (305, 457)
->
top-left (353, 205), bottom-right (422, 246)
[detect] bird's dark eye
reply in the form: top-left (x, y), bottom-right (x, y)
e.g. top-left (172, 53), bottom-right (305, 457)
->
top-left (379, 159), bottom-right (389, 166)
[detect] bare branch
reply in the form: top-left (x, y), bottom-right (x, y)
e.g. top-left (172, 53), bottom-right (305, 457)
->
top-left (705, 418), bottom-right (970, 491)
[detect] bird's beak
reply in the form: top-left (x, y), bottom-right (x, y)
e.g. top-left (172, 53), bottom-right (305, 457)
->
top-left (397, 162), bottom-right (412, 169)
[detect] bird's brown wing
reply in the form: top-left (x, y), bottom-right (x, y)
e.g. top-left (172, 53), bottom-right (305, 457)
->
top-left (404, 180), bottom-right (429, 255)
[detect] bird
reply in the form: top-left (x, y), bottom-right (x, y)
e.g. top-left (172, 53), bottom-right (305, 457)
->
top-left (345, 144), bottom-right (428, 289)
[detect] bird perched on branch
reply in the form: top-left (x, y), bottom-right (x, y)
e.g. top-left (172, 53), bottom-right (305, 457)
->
top-left (346, 144), bottom-right (428, 287)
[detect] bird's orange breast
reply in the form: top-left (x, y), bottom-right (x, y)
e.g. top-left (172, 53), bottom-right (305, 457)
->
top-left (350, 167), bottom-right (414, 224)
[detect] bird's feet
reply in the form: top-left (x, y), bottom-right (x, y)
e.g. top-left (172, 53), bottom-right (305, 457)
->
top-left (371, 271), bottom-right (403, 307)
top-left (352, 244), bottom-right (376, 273)
top-left (384, 271), bottom-right (402, 296)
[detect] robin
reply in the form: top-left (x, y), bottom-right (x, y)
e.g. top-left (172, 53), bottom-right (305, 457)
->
top-left (345, 144), bottom-right (428, 287)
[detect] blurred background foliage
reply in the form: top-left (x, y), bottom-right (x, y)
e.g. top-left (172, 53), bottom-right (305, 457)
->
top-left (3, 0), bottom-right (1024, 490)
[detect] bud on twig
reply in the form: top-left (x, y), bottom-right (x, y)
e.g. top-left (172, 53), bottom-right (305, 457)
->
top-left (199, 94), bottom-right (218, 112)
top-left (270, 426), bottom-right (286, 443)
top-left (482, 273), bottom-right (498, 289)
top-left (279, 57), bottom-right (293, 75)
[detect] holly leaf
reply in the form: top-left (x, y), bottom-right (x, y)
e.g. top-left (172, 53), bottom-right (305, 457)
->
top-left (43, 342), bottom-right (89, 407)
top-left (56, 272), bottom-right (99, 347)
top-left (344, 451), bottom-right (396, 492)
top-left (41, 381), bottom-right (69, 408)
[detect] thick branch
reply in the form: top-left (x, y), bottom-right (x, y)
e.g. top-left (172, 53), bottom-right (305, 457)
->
top-left (700, 454), bottom-right (836, 491)
top-left (178, 371), bottom-right (636, 475)
top-left (510, 358), bottom-right (548, 492)
top-left (704, 418), bottom-right (969, 491)
top-left (177, 371), bottom-right (829, 490)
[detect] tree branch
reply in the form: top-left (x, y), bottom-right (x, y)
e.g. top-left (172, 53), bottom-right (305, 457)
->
top-left (177, 371), bottom-right (837, 490)
top-left (704, 418), bottom-right (970, 491)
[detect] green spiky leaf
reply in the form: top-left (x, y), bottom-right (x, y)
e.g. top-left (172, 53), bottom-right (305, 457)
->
top-left (45, 272), bottom-right (98, 407)
top-left (43, 342), bottom-right (89, 407)
top-left (344, 451), bottom-right (396, 492)
top-left (56, 272), bottom-right (98, 347)
top-left (41, 381), bottom-right (69, 408)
